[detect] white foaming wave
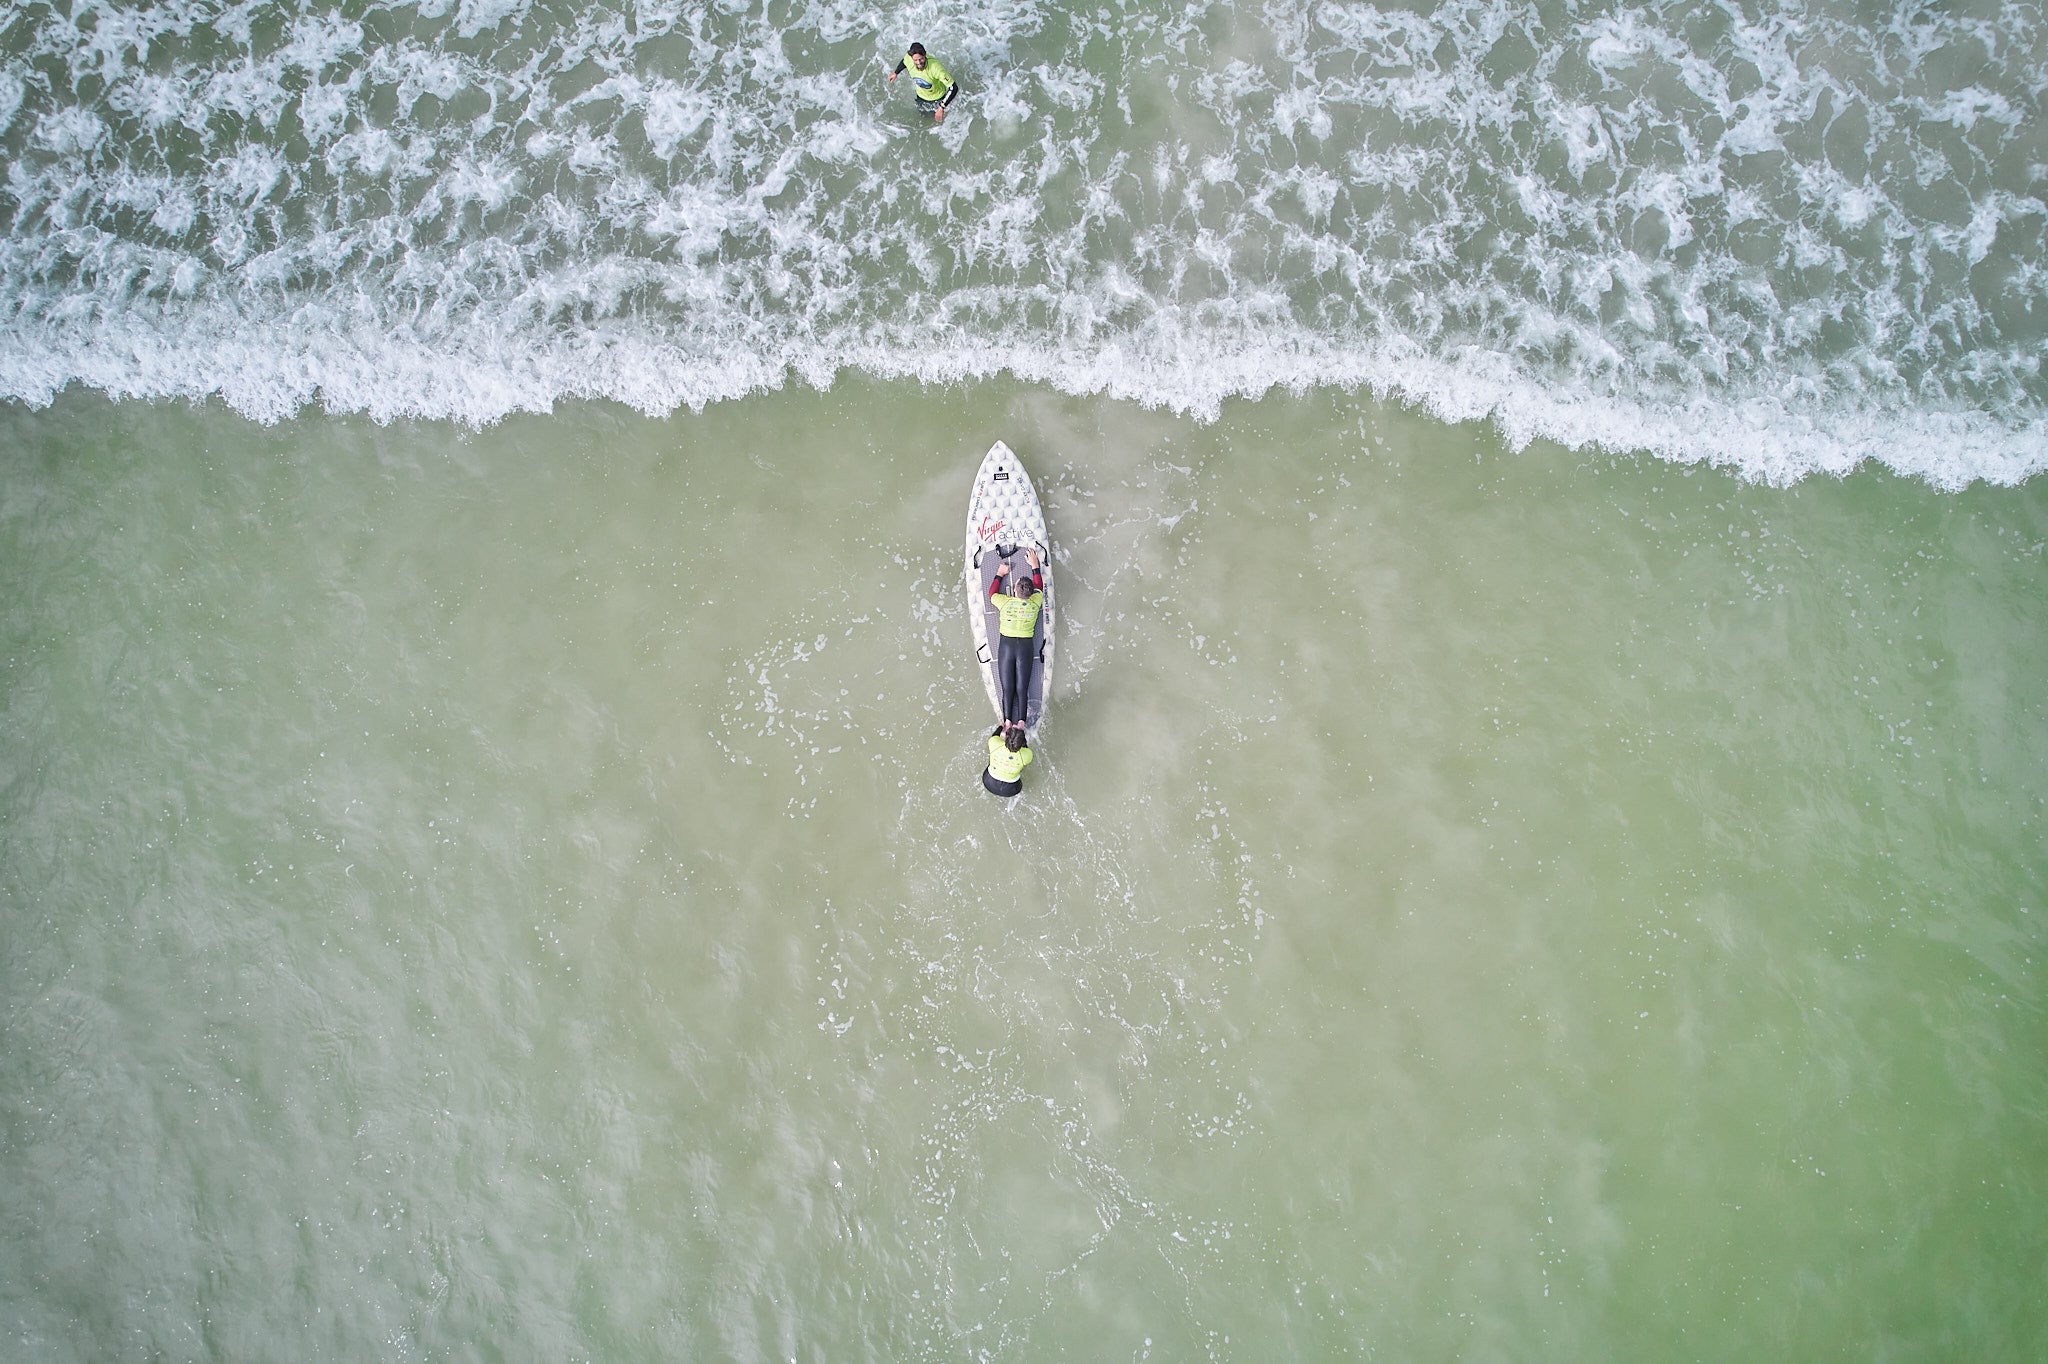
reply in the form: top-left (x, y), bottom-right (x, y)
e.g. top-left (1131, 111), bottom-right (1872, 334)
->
top-left (1919, 87), bottom-right (2023, 132)
top-left (201, 57), bottom-right (295, 129)
top-left (0, 67), bottom-right (26, 136)
top-left (103, 70), bottom-right (193, 131)
top-left (206, 144), bottom-right (287, 206)
top-left (277, 13), bottom-right (366, 75)
top-left (5, 0), bottom-right (2046, 490)
top-left (804, 116), bottom-right (891, 165)
top-left (33, 107), bottom-right (107, 155)
top-left (364, 42), bottom-right (469, 113)
top-left (642, 82), bottom-right (714, 160)
top-left (4, 293), bottom-right (2039, 489)
top-left (976, 70), bottom-right (1034, 136)
top-left (454, 0), bottom-right (532, 41)
top-left (1718, 103), bottom-right (1784, 158)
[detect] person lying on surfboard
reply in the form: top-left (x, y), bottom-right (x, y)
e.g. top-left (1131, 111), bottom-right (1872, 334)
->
top-left (982, 723), bottom-right (1032, 798)
top-left (990, 548), bottom-right (1043, 728)
top-left (888, 42), bottom-right (959, 121)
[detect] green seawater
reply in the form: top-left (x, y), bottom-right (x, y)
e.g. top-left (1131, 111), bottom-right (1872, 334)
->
top-left (2, 383), bottom-right (2044, 1360)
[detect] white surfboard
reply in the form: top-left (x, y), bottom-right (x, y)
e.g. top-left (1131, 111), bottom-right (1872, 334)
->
top-left (964, 441), bottom-right (1054, 736)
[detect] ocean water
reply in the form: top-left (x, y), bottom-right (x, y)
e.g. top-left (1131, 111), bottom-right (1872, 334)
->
top-left (2, 0), bottom-right (2045, 483)
top-left (5, 379), bottom-right (2046, 1359)
top-left (3, 1), bottom-right (2047, 1361)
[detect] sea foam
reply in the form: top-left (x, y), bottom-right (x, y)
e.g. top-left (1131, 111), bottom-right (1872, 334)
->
top-left (1, 0), bottom-right (2042, 488)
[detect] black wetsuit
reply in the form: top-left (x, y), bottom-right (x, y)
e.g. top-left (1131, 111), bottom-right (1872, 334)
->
top-left (982, 728), bottom-right (1030, 797)
top-left (891, 57), bottom-right (961, 110)
top-left (991, 567), bottom-right (1043, 725)
top-left (998, 639), bottom-right (1033, 724)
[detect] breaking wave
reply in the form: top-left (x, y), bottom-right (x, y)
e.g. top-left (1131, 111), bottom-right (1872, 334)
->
top-left (2, 0), bottom-right (2043, 487)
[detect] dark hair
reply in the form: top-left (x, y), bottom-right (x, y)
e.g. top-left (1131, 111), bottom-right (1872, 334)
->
top-left (908, 42), bottom-right (926, 56)
top-left (1005, 727), bottom-right (1025, 752)
top-left (1010, 571), bottom-right (1033, 596)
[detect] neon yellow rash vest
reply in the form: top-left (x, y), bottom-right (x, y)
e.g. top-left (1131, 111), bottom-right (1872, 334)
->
top-left (905, 56), bottom-right (953, 102)
top-left (987, 736), bottom-right (1033, 782)
top-left (996, 590), bottom-right (1042, 638)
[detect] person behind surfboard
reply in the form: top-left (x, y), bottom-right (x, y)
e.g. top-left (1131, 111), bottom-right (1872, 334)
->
top-left (888, 42), bottom-right (960, 122)
top-left (982, 722), bottom-right (1032, 798)
top-left (990, 547), bottom-right (1043, 730)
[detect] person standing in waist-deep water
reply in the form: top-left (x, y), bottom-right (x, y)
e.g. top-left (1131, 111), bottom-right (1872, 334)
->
top-left (982, 723), bottom-right (1032, 797)
top-left (990, 547), bottom-right (1043, 728)
top-left (888, 42), bottom-right (960, 121)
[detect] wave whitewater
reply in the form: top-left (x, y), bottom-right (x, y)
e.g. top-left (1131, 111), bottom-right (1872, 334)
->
top-left (1, 0), bottom-right (2043, 487)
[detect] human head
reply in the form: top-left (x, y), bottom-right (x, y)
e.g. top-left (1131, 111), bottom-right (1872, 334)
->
top-left (908, 42), bottom-right (927, 66)
top-left (1005, 726), bottom-right (1025, 752)
top-left (1009, 570), bottom-right (1033, 596)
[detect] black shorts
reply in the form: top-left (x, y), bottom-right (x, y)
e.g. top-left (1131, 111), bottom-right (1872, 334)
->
top-left (982, 767), bottom-right (1022, 797)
